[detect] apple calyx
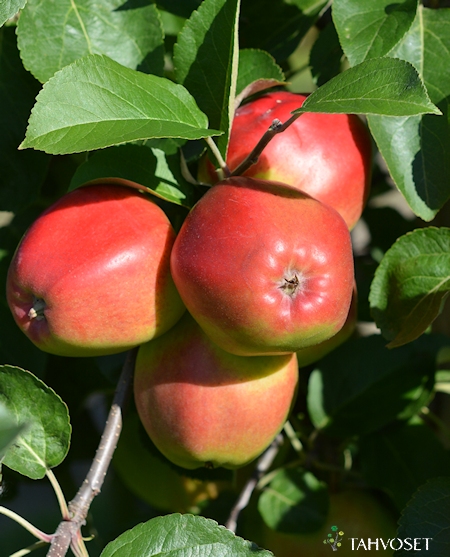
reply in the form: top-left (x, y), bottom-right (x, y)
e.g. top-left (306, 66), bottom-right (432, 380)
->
top-left (28, 297), bottom-right (46, 321)
top-left (279, 271), bottom-right (302, 298)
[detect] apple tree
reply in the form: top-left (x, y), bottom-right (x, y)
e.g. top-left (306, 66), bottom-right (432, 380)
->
top-left (1, 0), bottom-right (450, 556)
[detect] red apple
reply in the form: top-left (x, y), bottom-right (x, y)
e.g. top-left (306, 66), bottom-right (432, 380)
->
top-left (134, 312), bottom-right (298, 469)
top-left (170, 176), bottom-right (354, 356)
top-left (199, 91), bottom-right (372, 229)
top-left (6, 184), bottom-right (186, 357)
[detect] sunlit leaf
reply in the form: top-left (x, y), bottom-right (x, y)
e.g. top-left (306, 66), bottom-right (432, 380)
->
top-left (332, 0), bottom-right (418, 66)
top-left (0, 0), bottom-right (26, 27)
top-left (367, 7), bottom-right (450, 221)
top-left (296, 57), bottom-right (440, 116)
top-left (21, 54), bottom-right (219, 155)
top-left (17, 0), bottom-right (165, 82)
top-left (100, 513), bottom-right (274, 556)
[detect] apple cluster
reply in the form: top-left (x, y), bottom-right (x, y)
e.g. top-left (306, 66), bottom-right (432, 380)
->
top-left (6, 91), bottom-right (371, 471)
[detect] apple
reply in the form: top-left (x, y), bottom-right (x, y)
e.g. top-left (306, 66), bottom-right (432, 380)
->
top-left (199, 90), bottom-right (372, 229)
top-left (6, 184), bottom-right (186, 357)
top-left (133, 312), bottom-right (299, 470)
top-left (170, 176), bottom-right (354, 357)
top-left (257, 489), bottom-right (397, 557)
top-left (296, 286), bottom-right (357, 368)
top-left (113, 410), bottom-right (231, 513)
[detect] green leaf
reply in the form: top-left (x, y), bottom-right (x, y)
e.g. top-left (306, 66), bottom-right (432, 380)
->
top-left (236, 49), bottom-right (285, 96)
top-left (17, 0), bottom-right (165, 83)
top-left (369, 228), bottom-right (450, 348)
top-left (332, 0), bottom-right (418, 66)
top-left (0, 26), bottom-right (50, 213)
top-left (367, 7), bottom-right (450, 221)
top-left (258, 469), bottom-right (329, 535)
top-left (360, 418), bottom-right (450, 511)
top-left (397, 477), bottom-right (450, 556)
top-left (295, 57), bottom-right (440, 117)
top-left (307, 335), bottom-right (439, 438)
top-left (0, 401), bottom-right (26, 461)
top-left (0, 366), bottom-right (71, 479)
top-left (20, 54), bottom-right (220, 155)
top-left (70, 144), bottom-right (198, 208)
top-left (174, 0), bottom-right (240, 158)
top-left (100, 513), bottom-right (274, 556)
top-left (0, 0), bottom-right (26, 27)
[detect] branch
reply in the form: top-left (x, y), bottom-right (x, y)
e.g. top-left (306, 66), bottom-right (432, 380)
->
top-left (230, 113), bottom-right (301, 177)
top-left (46, 347), bottom-right (138, 557)
top-left (225, 434), bottom-right (284, 533)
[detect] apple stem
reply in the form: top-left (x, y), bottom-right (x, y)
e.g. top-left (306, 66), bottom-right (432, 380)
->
top-left (204, 137), bottom-right (231, 177)
top-left (230, 113), bottom-right (302, 177)
top-left (45, 347), bottom-right (138, 557)
top-left (28, 297), bottom-right (47, 320)
top-left (225, 433), bottom-right (283, 533)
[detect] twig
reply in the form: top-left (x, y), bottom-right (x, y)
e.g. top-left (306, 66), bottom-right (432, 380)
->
top-left (230, 113), bottom-right (301, 177)
top-left (225, 434), bottom-right (284, 533)
top-left (46, 347), bottom-right (137, 557)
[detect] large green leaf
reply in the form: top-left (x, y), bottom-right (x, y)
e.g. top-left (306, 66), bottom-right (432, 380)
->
top-left (295, 57), bottom-right (440, 117)
top-left (70, 144), bottom-right (198, 208)
top-left (100, 513), bottom-right (274, 556)
top-left (332, 0), bottom-right (418, 66)
top-left (367, 7), bottom-right (450, 221)
top-left (360, 418), bottom-right (450, 511)
top-left (20, 54), bottom-right (220, 155)
top-left (0, 0), bottom-right (26, 27)
top-left (17, 0), bottom-right (165, 83)
top-left (258, 469), bottom-right (329, 535)
top-left (370, 228), bottom-right (450, 348)
top-left (0, 366), bottom-right (71, 479)
top-left (0, 26), bottom-right (50, 213)
top-left (397, 477), bottom-right (450, 556)
top-left (307, 334), bottom-right (439, 438)
top-left (174, 0), bottom-right (240, 158)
